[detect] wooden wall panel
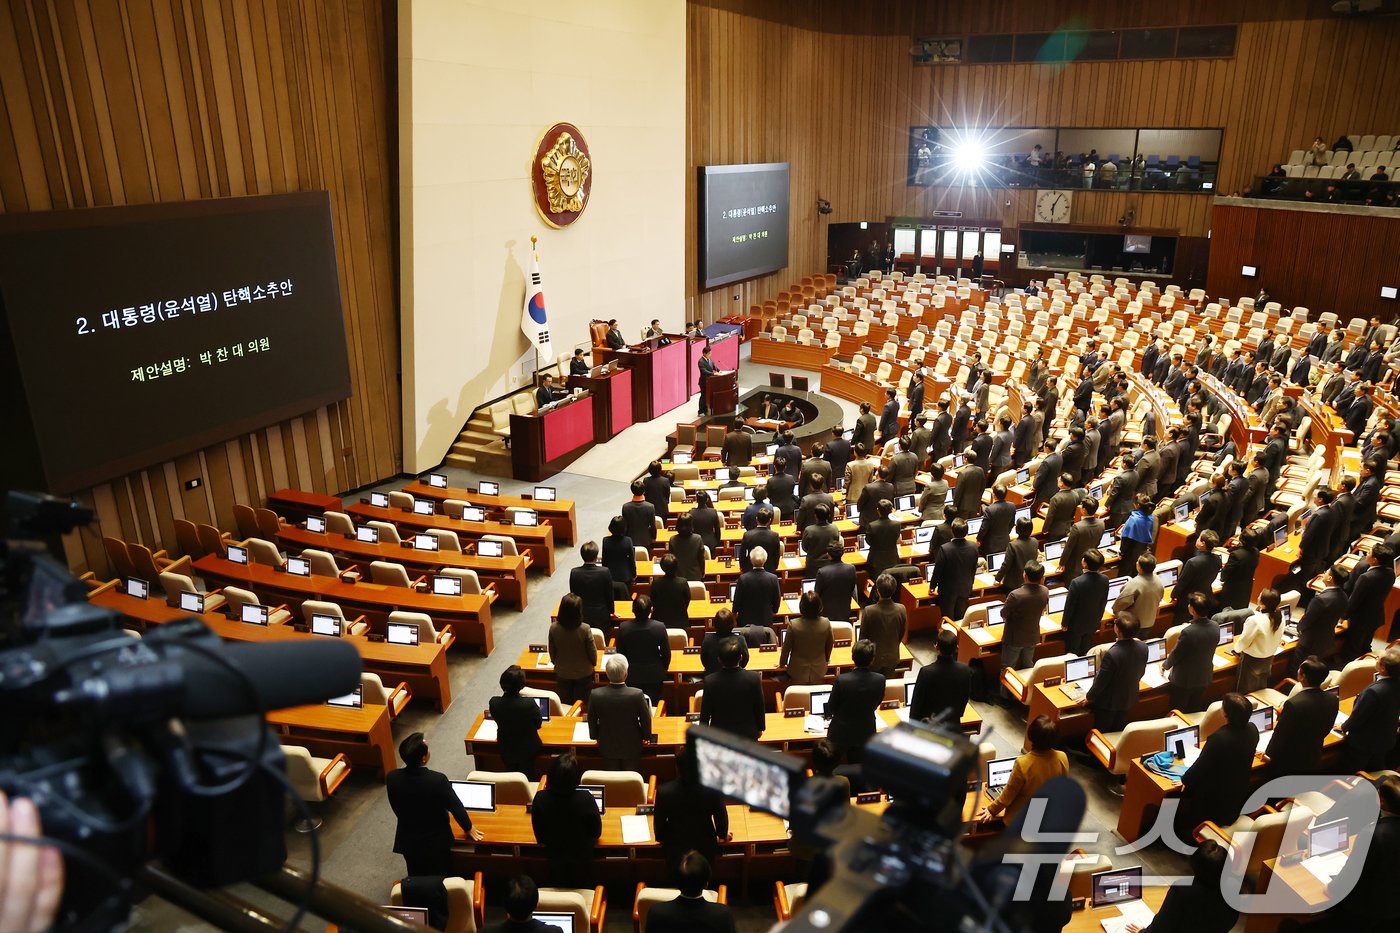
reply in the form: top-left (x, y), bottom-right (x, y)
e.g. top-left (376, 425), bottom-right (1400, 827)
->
top-left (1208, 202), bottom-right (1400, 321)
top-left (686, 0), bottom-right (1400, 321)
top-left (0, 0), bottom-right (399, 575)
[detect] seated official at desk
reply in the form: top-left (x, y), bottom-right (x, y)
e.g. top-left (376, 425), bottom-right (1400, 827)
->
top-left (535, 373), bottom-right (569, 408)
top-left (604, 318), bottom-right (626, 349)
top-left (644, 852), bottom-right (736, 933)
top-left (570, 348), bottom-right (590, 376)
top-left (753, 394), bottom-right (781, 420)
top-left (643, 319), bottom-right (671, 345)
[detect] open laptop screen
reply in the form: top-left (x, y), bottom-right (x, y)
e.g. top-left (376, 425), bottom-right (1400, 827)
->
top-left (386, 622), bottom-right (419, 646)
top-left (1091, 867), bottom-right (1143, 908)
top-left (450, 780), bottom-right (496, 812)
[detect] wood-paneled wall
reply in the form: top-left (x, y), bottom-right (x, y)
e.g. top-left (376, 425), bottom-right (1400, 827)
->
top-left (686, 0), bottom-right (1400, 321)
top-left (1208, 201), bottom-right (1400, 321)
top-left (0, 0), bottom-right (399, 575)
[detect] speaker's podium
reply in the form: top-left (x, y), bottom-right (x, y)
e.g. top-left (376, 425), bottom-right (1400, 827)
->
top-left (703, 370), bottom-right (738, 417)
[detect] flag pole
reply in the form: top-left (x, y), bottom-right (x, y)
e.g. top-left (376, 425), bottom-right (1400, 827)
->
top-left (531, 235), bottom-right (539, 377)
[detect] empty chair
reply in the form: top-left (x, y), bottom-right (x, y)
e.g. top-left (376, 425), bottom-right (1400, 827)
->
top-left (367, 520), bottom-right (401, 544)
top-left (174, 519), bottom-right (204, 559)
top-left (302, 548), bottom-right (343, 578)
top-left (158, 571), bottom-right (226, 611)
top-left (323, 510), bottom-right (355, 536)
top-left (300, 599), bottom-right (368, 636)
top-left (233, 504), bottom-right (261, 540)
top-left (439, 566), bottom-right (485, 595)
top-left (255, 507), bottom-right (282, 540)
top-left (361, 671), bottom-right (412, 718)
top-left (428, 528), bottom-right (464, 552)
top-left (521, 686), bottom-right (568, 717)
top-left (388, 490), bottom-right (415, 510)
top-left (388, 609), bottom-right (456, 648)
top-left (441, 498), bottom-right (470, 519)
top-left (246, 538), bottom-right (284, 569)
top-left (281, 745), bottom-right (351, 832)
top-left (103, 537), bottom-right (138, 580)
top-left (579, 769), bottom-right (652, 807)
top-left (222, 585), bottom-right (291, 625)
top-left (479, 533), bottom-right (517, 556)
top-left (1087, 716), bottom-right (1182, 776)
top-left (535, 888), bottom-right (605, 933)
top-left (370, 560), bottom-right (418, 588)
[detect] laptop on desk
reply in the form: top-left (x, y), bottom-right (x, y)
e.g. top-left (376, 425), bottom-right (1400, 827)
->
top-left (1060, 655), bottom-right (1095, 699)
top-left (986, 757), bottom-right (1016, 799)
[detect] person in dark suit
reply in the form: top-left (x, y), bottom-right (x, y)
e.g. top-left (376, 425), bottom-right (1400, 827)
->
top-left (653, 745), bottom-right (730, 874)
top-left (1059, 497), bottom-right (1104, 584)
top-left (907, 371), bottom-right (926, 421)
top-left (1327, 775), bottom-right (1400, 932)
top-left (485, 875), bottom-right (568, 933)
top-left (1162, 594), bottom-right (1220, 713)
top-left (642, 461), bottom-right (673, 521)
top-left (1221, 460), bottom-right (1248, 540)
top-left (765, 458), bottom-right (798, 521)
top-left (1000, 563), bottom-right (1050, 697)
top-left (569, 348), bottom-right (591, 376)
top-left (1172, 530), bottom-right (1222, 625)
top-left (643, 852), bottom-right (736, 933)
top-left (535, 373), bottom-right (568, 408)
top-left (1041, 471), bottom-right (1079, 541)
top-left (825, 639), bottom-right (887, 759)
top-left (733, 546), bottom-right (781, 629)
top-left (1337, 647), bottom-right (1400, 772)
top-left (689, 490), bottom-right (722, 557)
top-left (1103, 455), bottom-right (1140, 528)
top-left (1173, 694), bottom-right (1260, 844)
top-left (877, 387), bottom-right (900, 442)
top-left (588, 654), bottom-right (652, 771)
top-left (601, 515), bottom-right (637, 600)
top-left (650, 553), bottom-right (692, 628)
top-left (929, 399), bottom-right (953, 459)
top-left (801, 444), bottom-right (834, 497)
top-left (856, 465), bottom-right (896, 528)
top-left (720, 424), bottom-right (751, 467)
top-left (796, 476), bottom-right (835, 532)
top-left (1060, 427), bottom-right (1088, 488)
top-left (978, 484), bottom-right (1016, 556)
top-left (1078, 613), bottom-right (1148, 733)
top-left (1196, 473), bottom-right (1227, 540)
top-left (667, 513), bottom-right (707, 583)
top-left (1352, 459), bottom-right (1382, 541)
top-left (386, 733), bottom-right (483, 876)
top-left (1072, 369), bottom-right (1094, 416)
top-left (968, 419), bottom-right (994, 472)
top-left (617, 595), bottom-right (672, 704)
top-left (489, 665), bottom-right (544, 778)
top-left (1265, 658), bottom-right (1339, 778)
top-left (987, 414), bottom-right (1014, 477)
top-left (696, 345), bottom-right (717, 415)
top-left (1299, 487), bottom-right (1341, 584)
top-left (605, 318), bottom-right (627, 349)
top-left (858, 573), bottom-right (907, 678)
top-left (950, 395), bottom-right (973, 452)
top-left (1062, 549), bottom-right (1110, 656)
top-left (699, 610), bottom-right (748, 673)
top-left (824, 426), bottom-right (853, 479)
top-left (888, 438), bottom-right (918, 497)
top-left (738, 507), bottom-right (780, 573)
top-left (1297, 564), bottom-right (1346, 664)
top-left (774, 432), bottom-right (803, 480)
top-left (800, 503), bottom-right (842, 578)
top-left (815, 542), bottom-right (856, 623)
top-left (1030, 444), bottom-right (1064, 506)
top-left (998, 517), bottom-right (1042, 590)
top-left (699, 638), bottom-right (766, 740)
top-left (850, 401), bottom-right (877, 451)
top-left (1341, 383), bottom-right (1374, 438)
top-left (910, 628), bottom-right (972, 725)
top-left (862, 500), bottom-right (902, 581)
top-left (1345, 544), bottom-right (1396, 662)
top-left (1134, 841), bottom-right (1238, 933)
top-left (531, 753), bottom-right (603, 887)
top-left (622, 479), bottom-right (658, 552)
top-left (1218, 528), bottom-right (1261, 611)
top-left (931, 519), bottom-right (980, 623)
top-left (741, 487), bottom-right (769, 531)
top-left (569, 540), bottom-right (616, 638)
top-left (951, 460), bottom-right (986, 520)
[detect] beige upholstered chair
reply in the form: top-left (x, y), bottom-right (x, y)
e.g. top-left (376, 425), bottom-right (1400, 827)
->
top-left (301, 548), bottom-right (342, 578)
top-left (300, 599), bottom-right (368, 636)
top-left (388, 875), bottom-right (483, 933)
top-left (360, 672), bottom-right (411, 718)
top-left (246, 537), bottom-right (285, 569)
top-left (465, 770), bottom-right (536, 805)
top-left (634, 886), bottom-right (726, 931)
top-left (221, 585), bottom-right (290, 625)
top-left (579, 769), bottom-right (652, 807)
top-left (281, 745), bottom-right (350, 832)
top-left (323, 510), bottom-right (355, 536)
top-left (159, 571), bottom-right (226, 612)
top-left (388, 609), bottom-right (455, 648)
top-left (369, 560), bottom-right (417, 588)
top-left (1087, 715), bottom-right (1182, 775)
top-left (536, 887), bottom-right (605, 933)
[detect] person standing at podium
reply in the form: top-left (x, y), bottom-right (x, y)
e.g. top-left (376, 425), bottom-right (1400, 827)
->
top-left (697, 345), bottom-right (717, 415)
top-left (535, 373), bottom-right (568, 408)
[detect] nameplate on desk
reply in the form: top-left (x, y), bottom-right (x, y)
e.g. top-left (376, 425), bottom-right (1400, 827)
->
top-left (603, 647), bottom-right (618, 655)
top-left (683, 646), bottom-right (702, 655)
top-left (855, 792), bottom-right (883, 805)
top-left (758, 644), bottom-right (778, 653)
top-left (1044, 676), bottom-right (1063, 687)
top-left (529, 644), bottom-right (547, 654)
top-left (686, 713), bottom-right (701, 722)
top-left (784, 708), bottom-right (806, 718)
top-left (366, 633), bottom-right (385, 643)
top-left (635, 805), bottom-right (656, 816)
top-left (879, 700), bottom-right (901, 710)
top-left (834, 639), bottom-right (852, 648)
top-left (710, 596), bottom-right (727, 603)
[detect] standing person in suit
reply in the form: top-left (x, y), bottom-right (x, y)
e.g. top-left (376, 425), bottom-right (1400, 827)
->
top-left (1173, 530), bottom-right (1223, 625)
top-left (1241, 453), bottom-right (1270, 527)
top-left (1218, 528), bottom-right (1262, 611)
top-left (642, 461), bottom-right (673, 521)
top-left (489, 665), bottom-right (544, 778)
top-left (622, 479), bottom-right (658, 552)
top-left (1264, 657), bottom-right (1339, 778)
top-left (1297, 564), bottom-right (1346, 664)
top-left (774, 432), bottom-right (803, 479)
top-left (738, 507), bottom-right (780, 573)
top-left (1178, 701), bottom-right (1265, 844)
top-left (741, 487), bottom-right (769, 531)
top-left (998, 517), bottom-right (1042, 590)
top-left (765, 456), bottom-right (799, 521)
top-left (1113, 553), bottom-right (1164, 636)
top-left (979, 484), bottom-right (1017, 556)
top-left (1000, 563), bottom-right (1050, 697)
top-left (1352, 457), bottom-right (1382, 540)
top-left (929, 399), bottom-right (953, 459)
top-left (782, 590), bottom-right (834, 685)
top-left (813, 540), bottom-right (857, 622)
top-left (699, 638), bottom-right (766, 739)
top-left (569, 540), bottom-right (617, 639)
top-left (977, 716), bottom-right (1069, 824)
top-left (862, 500), bottom-right (902, 581)
top-left (797, 474), bottom-right (835, 533)
top-left (733, 546), bottom-right (781, 630)
top-left (825, 639), bottom-right (887, 761)
top-left (643, 852), bottom-right (736, 933)
top-left (1162, 593), bottom-right (1220, 713)
top-left (1041, 472), bottom-right (1079, 547)
top-left (1299, 488), bottom-right (1341, 585)
top-left (850, 401), bottom-right (877, 451)
top-left (877, 388), bottom-right (900, 443)
top-left (1060, 426), bottom-right (1088, 489)
top-left (931, 519), bottom-right (980, 623)
top-left (910, 628), bottom-right (973, 725)
top-left (587, 655), bottom-right (652, 771)
top-left (1221, 461), bottom-right (1249, 540)
top-left (601, 515), bottom-right (637, 600)
top-left (667, 514), bottom-right (706, 583)
top-left (907, 370), bottom-right (926, 422)
top-left (650, 554), bottom-right (692, 628)
top-left (1196, 472), bottom-right (1228, 539)
top-left (888, 437), bottom-right (919, 497)
top-left (387, 733), bottom-right (486, 879)
top-left (1059, 497), bottom-right (1105, 584)
top-left (653, 746), bottom-right (730, 876)
top-left (699, 610), bottom-right (748, 674)
top-left (616, 595), bottom-right (672, 704)
top-left (1344, 544), bottom-right (1396, 661)
top-left (1062, 549), bottom-right (1110, 656)
top-left (800, 503), bottom-right (842, 579)
top-left (825, 426), bottom-right (853, 479)
top-left (1133, 436), bottom-right (1162, 500)
top-left (951, 458), bottom-right (987, 520)
top-left (988, 415), bottom-right (1014, 478)
top-left (689, 490), bottom-right (722, 558)
top-left (531, 753), bottom-right (603, 887)
top-left (801, 443), bottom-right (834, 497)
top-left (1077, 613), bottom-right (1148, 733)
top-left (1168, 810), bottom-right (1253, 927)
top-left (1338, 648), bottom-right (1400, 772)
top-left (1235, 589), bottom-right (1285, 693)
top-left (549, 593), bottom-right (598, 706)
top-left (842, 444), bottom-right (877, 506)
top-left (1030, 443), bottom-right (1064, 507)
top-left (951, 393), bottom-right (974, 451)
top-left (859, 573), bottom-right (907, 678)
top-left (855, 465), bottom-right (895, 527)
top-left (696, 345), bottom-right (717, 415)
top-left (918, 463), bottom-right (950, 520)
top-left (720, 423), bottom-right (752, 467)
top-left (1103, 455), bottom-right (1140, 527)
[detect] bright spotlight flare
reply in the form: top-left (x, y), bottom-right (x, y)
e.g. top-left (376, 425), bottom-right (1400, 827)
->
top-left (942, 130), bottom-right (989, 181)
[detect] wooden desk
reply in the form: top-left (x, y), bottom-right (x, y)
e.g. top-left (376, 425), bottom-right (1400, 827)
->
top-left (192, 554), bottom-right (496, 654)
top-left (347, 502), bottom-right (556, 574)
top-left (276, 525), bottom-right (529, 609)
top-left (595, 339), bottom-right (689, 422)
top-left (518, 640), bottom-right (915, 679)
top-left (1296, 393), bottom-right (1352, 473)
top-left (819, 364), bottom-right (890, 409)
top-left (1062, 886), bottom-right (1168, 933)
top-left (567, 365), bottom-right (634, 442)
top-left (749, 337), bottom-right (835, 373)
top-left (267, 701), bottom-right (396, 778)
top-left (510, 394), bottom-right (595, 482)
top-left (1256, 533), bottom-right (1301, 602)
top-left (266, 488), bottom-right (340, 525)
top-left (404, 479), bottom-right (577, 547)
top-left (1197, 372), bottom-right (1256, 454)
top-left (90, 585), bottom-right (454, 710)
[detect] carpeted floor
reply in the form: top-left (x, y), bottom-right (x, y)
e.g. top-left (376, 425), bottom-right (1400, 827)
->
top-left (135, 342), bottom-right (1188, 931)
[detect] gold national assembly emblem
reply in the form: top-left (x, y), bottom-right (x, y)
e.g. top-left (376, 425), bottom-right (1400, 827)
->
top-left (532, 123), bottom-right (592, 228)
